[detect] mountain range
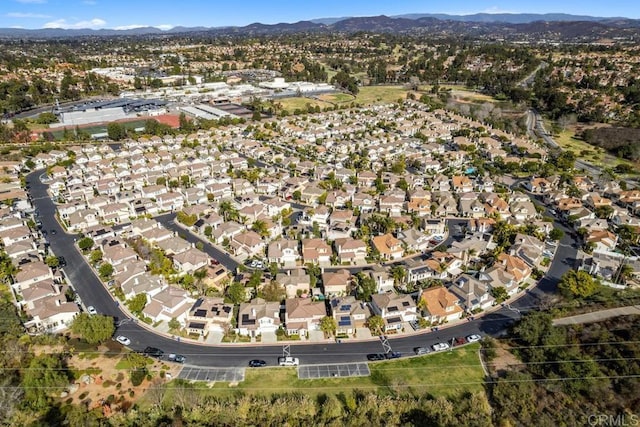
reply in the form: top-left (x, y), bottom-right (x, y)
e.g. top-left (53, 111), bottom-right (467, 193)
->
top-left (1, 13), bottom-right (639, 40)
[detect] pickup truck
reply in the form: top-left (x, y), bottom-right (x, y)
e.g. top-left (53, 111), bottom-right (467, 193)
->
top-left (278, 356), bottom-right (299, 366)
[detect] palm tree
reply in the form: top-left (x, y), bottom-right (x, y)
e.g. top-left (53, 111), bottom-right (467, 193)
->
top-left (218, 200), bottom-right (239, 222)
top-left (251, 220), bottom-right (269, 238)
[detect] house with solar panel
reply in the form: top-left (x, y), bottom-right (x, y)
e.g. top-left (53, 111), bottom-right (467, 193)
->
top-left (330, 296), bottom-right (369, 336)
top-left (369, 293), bottom-right (418, 332)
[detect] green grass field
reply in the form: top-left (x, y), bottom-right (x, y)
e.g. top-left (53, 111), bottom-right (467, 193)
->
top-left (48, 119), bottom-right (148, 140)
top-left (278, 97), bottom-right (333, 113)
top-left (178, 343), bottom-right (484, 398)
top-left (354, 85), bottom-right (411, 105)
top-left (318, 92), bottom-right (356, 104)
top-left (548, 124), bottom-right (638, 172)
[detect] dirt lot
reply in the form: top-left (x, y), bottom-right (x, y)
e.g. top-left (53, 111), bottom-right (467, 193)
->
top-left (60, 341), bottom-right (183, 416)
top-left (487, 342), bottom-right (522, 376)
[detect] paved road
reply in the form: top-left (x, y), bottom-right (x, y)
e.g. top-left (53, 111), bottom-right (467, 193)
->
top-left (553, 305), bottom-right (640, 326)
top-left (526, 109), bottom-right (636, 187)
top-left (25, 169), bottom-right (576, 367)
top-left (155, 213), bottom-right (239, 272)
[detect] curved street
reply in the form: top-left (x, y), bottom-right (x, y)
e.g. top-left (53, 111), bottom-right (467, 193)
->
top-left (26, 169), bottom-right (577, 367)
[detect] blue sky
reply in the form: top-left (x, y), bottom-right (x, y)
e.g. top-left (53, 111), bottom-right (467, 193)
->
top-left (2, 0), bottom-right (639, 29)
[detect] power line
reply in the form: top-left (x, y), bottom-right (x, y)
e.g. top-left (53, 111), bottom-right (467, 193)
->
top-left (5, 356), bottom-right (640, 372)
top-left (3, 374), bottom-right (640, 391)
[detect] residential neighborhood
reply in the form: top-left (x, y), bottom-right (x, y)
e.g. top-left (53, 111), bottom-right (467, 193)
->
top-left (1, 101), bottom-right (639, 343)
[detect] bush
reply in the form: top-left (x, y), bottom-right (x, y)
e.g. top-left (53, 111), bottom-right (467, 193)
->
top-left (130, 368), bottom-right (147, 386)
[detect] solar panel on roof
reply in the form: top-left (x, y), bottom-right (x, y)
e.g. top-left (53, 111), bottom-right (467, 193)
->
top-left (338, 320), bottom-right (351, 326)
top-left (340, 304), bottom-right (351, 311)
top-left (340, 316), bottom-right (350, 321)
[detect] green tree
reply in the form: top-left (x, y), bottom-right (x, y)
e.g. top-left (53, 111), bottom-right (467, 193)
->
top-left (320, 316), bottom-right (337, 338)
top-left (107, 122), bottom-right (126, 141)
top-left (258, 281), bottom-right (285, 302)
top-left (22, 354), bottom-right (69, 410)
top-left (90, 249), bottom-right (103, 264)
top-left (251, 220), bottom-right (269, 238)
top-left (126, 294), bottom-right (148, 315)
top-left (355, 271), bottom-right (377, 301)
top-left (44, 255), bottom-right (59, 268)
top-left (98, 262), bottom-right (114, 279)
top-left (70, 313), bottom-right (115, 344)
top-left (227, 281), bottom-right (247, 304)
top-left (548, 228), bottom-right (564, 241)
top-left (168, 317), bottom-right (181, 331)
top-left (367, 315), bottom-right (385, 336)
top-left (176, 211), bottom-right (198, 226)
top-left (490, 286), bottom-right (509, 303)
top-left (77, 237), bottom-right (94, 252)
top-left (558, 270), bottom-right (599, 298)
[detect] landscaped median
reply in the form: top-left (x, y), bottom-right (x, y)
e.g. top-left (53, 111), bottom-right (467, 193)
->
top-left (172, 343), bottom-right (485, 398)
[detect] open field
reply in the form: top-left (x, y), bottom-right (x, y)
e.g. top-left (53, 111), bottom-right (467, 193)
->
top-left (179, 343), bottom-right (484, 398)
top-left (278, 97), bottom-right (333, 113)
top-left (437, 85), bottom-right (498, 103)
top-left (48, 119), bottom-right (148, 140)
top-left (546, 122), bottom-right (639, 172)
top-left (354, 85), bottom-right (412, 105)
top-left (318, 92), bottom-right (356, 104)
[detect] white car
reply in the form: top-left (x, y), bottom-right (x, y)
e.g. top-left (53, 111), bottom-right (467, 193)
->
top-left (432, 342), bottom-right (450, 351)
top-left (278, 356), bottom-right (299, 366)
top-left (466, 334), bottom-right (482, 343)
top-left (115, 336), bottom-right (131, 346)
top-left (86, 306), bottom-right (97, 315)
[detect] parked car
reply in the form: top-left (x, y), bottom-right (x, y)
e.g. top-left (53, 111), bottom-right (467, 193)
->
top-left (168, 353), bottom-right (186, 363)
top-left (454, 337), bottom-right (467, 346)
top-left (86, 306), bottom-right (97, 315)
top-left (366, 353), bottom-right (386, 361)
top-left (249, 359), bottom-right (267, 367)
top-left (143, 347), bottom-right (164, 358)
top-left (466, 334), bottom-right (482, 343)
top-left (115, 336), bottom-right (131, 346)
top-left (409, 320), bottom-right (421, 331)
top-left (57, 256), bottom-right (66, 267)
top-left (385, 351), bottom-right (402, 359)
top-left (414, 347), bottom-right (431, 355)
top-left (278, 356), bottom-right (299, 366)
top-left (432, 342), bottom-right (450, 351)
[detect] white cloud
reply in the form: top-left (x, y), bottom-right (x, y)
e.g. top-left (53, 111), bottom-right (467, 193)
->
top-left (43, 18), bottom-right (106, 29)
top-left (480, 7), bottom-right (516, 14)
top-left (156, 24), bottom-right (174, 30)
top-left (15, 0), bottom-right (47, 4)
top-left (113, 24), bottom-right (146, 30)
top-left (7, 12), bottom-right (51, 18)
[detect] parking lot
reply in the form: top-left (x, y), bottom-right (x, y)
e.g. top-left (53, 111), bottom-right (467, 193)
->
top-left (178, 366), bottom-right (245, 383)
top-left (298, 363), bottom-right (370, 380)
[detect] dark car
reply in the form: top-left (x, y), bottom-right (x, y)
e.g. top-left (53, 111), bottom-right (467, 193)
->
top-left (143, 347), bottom-right (164, 358)
top-left (50, 229), bottom-right (57, 235)
top-left (168, 353), bottom-right (186, 363)
top-left (248, 359), bottom-right (267, 367)
top-left (385, 351), bottom-right (402, 359)
top-left (367, 353), bottom-right (386, 361)
top-left (57, 256), bottom-right (66, 267)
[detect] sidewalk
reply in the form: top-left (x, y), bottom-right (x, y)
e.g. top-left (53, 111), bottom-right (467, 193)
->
top-left (553, 305), bottom-right (640, 326)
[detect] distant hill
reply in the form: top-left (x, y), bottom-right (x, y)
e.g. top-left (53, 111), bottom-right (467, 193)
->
top-left (391, 12), bottom-right (624, 23)
top-left (1, 12), bottom-right (639, 40)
